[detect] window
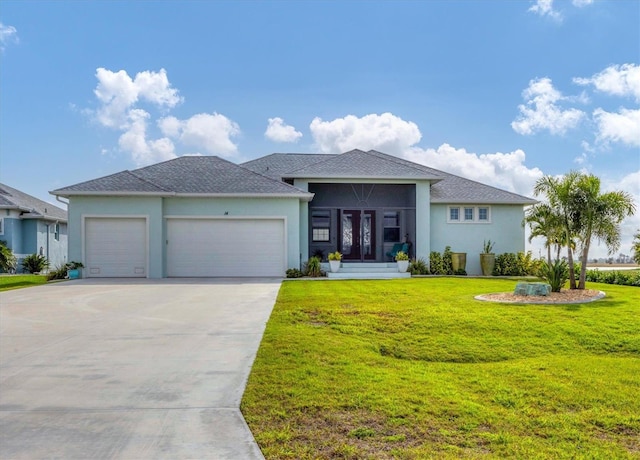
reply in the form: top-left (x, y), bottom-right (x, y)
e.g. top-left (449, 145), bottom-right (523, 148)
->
top-left (54, 223), bottom-right (60, 241)
top-left (0, 218), bottom-right (3, 235)
top-left (449, 207), bottom-right (460, 221)
top-left (311, 210), bottom-right (330, 242)
top-left (464, 207), bottom-right (474, 221)
top-left (383, 211), bottom-right (400, 242)
top-left (448, 206), bottom-right (491, 223)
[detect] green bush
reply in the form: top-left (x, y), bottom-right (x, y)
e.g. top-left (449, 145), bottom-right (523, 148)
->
top-left (585, 269), bottom-right (640, 287)
top-left (21, 254), bottom-right (49, 274)
top-left (429, 251), bottom-right (444, 275)
top-left (409, 258), bottom-right (430, 275)
top-left (304, 256), bottom-right (323, 277)
top-left (442, 246), bottom-right (454, 275)
top-left (0, 240), bottom-right (17, 273)
top-left (493, 252), bottom-right (540, 276)
top-left (538, 259), bottom-right (569, 292)
top-left (47, 264), bottom-right (69, 281)
top-left (454, 268), bottom-right (467, 276)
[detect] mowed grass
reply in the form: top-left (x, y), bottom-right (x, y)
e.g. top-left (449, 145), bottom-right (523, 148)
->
top-left (241, 278), bottom-right (640, 459)
top-left (0, 274), bottom-right (48, 291)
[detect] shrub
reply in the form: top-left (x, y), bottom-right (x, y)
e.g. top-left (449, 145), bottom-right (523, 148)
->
top-left (493, 252), bottom-right (540, 276)
top-left (409, 258), bottom-right (430, 275)
top-left (585, 269), bottom-right (640, 287)
top-left (47, 264), bottom-right (69, 281)
top-left (304, 256), bottom-right (323, 277)
top-left (454, 268), bottom-right (467, 276)
top-left (0, 240), bottom-right (17, 273)
top-left (429, 251), bottom-right (444, 275)
top-left (286, 268), bottom-right (304, 278)
top-left (395, 250), bottom-right (409, 261)
top-left (538, 259), bottom-right (569, 292)
top-left (21, 254), bottom-right (49, 274)
top-left (312, 249), bottom-right (325, 261)
top-left (328, 251), bottom-right (342, 261)
top-left (442, 246), bottom-right (454, 275)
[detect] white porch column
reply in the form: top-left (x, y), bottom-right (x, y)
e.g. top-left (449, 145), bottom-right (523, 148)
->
top-left (415, 180), bottom-right (430, 262)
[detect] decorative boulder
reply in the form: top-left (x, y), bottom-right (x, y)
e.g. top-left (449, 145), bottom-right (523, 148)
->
top-left (514, 282), bottom-right (552, 296)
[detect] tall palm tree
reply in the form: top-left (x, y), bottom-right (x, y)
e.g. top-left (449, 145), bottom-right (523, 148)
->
top-left (632, 230), bottom-right (640, 265)
top-left (533, 172), bottom-right (582, 289)
top-left (571, 174), bottom-right (636, 289)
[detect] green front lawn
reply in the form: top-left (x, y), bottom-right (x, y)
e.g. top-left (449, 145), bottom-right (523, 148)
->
top-left (241, 278), bottom-right (640, 459)
top-left (0, 274), bottom-right (48, 291)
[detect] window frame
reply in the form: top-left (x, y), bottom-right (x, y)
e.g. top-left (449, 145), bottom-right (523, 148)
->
top-left (383, 211), bottom-right (401, 243)
top-left (311, 210), bottom-right (331, 242)
top-left (0, 218), bottom-right (3, 235)
top-left (447, 205), bottom-right (491, 224)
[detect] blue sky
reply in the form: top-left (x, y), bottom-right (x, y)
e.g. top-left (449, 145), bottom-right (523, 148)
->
top-left (1, 0), bottom-right (639, 257)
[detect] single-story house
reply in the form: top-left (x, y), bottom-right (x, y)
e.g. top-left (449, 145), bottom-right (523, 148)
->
top-left (51, 149), bottom-right (536, 278)
top-left (1, 183), bottom-right (68, 272)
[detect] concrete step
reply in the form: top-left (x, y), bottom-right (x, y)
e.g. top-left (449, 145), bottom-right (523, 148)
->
top-left (327, 271), bottom-right (411, 279)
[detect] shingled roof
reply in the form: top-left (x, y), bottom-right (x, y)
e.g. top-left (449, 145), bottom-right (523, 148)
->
top-left (0, 183), bottom-right (68, 221)
top-left (244, 149), bottom-right (535, 204)
top-left (52, 156), bottom-right (314, 200)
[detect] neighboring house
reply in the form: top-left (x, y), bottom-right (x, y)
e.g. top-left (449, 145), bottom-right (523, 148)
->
top-left (0, 183), bottom-right (68, 272)
top-left (51, 149), bottom-right (536, 278)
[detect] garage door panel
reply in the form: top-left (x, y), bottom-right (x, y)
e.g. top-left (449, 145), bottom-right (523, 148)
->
top-left (85, 218), bottom-right (147, 278)
top-left (167, 219), bottom-right (284, 277)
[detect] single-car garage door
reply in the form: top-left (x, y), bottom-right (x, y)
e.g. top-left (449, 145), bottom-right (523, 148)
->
top-left (166, 218), bottom-right (285, 277)
top-left (85, 217), bottom-right (147, 277)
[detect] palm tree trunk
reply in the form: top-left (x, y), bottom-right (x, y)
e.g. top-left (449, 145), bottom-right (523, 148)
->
top-left (579, 242), bottom-right (590, 289)
top-left (547, 246), bottom-right (552, 265)
top-left (566, 230), bottom-right (576, 289)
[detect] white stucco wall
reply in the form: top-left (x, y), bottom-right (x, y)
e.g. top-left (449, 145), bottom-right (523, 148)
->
top-left (430, 203), bottom-right (527, 275)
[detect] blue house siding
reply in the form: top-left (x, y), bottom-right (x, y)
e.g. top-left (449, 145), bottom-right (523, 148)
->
top-left (0, 215), bottom-right (67, 271)
top-left (430, 203), bottom-right (526, 275)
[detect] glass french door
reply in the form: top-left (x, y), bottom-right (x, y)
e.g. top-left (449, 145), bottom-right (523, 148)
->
top-left (341, 210), bottom-right (376, 261)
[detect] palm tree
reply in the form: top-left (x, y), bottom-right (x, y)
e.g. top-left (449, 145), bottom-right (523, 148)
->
top-left (534, 172), bottom-right (636, 290)
top-left (570, 174), bottom-right (635, 289)
top-left (533, 172), bottom-right (583, 289)
top-left (525, 203), bottom-right (563, 264)
top-left (0, 241), bottom-right (17, 273)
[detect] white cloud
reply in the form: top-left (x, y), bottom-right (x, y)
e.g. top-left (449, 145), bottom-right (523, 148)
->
top-left (159, 113), bottom-right (240, 156)
top-left (572, 0), bottom-right (594, 6)
top-left (528, 0), bottom-right (562, 21)
top-left (94, 67), bottom-right (182, 128)
top-left (593, 108), bottom-right (640, 147)
top-left (310, 112), bottom-right (421, 155)
top-left (574, 64), bottom-right (640, 102)
top-left (265, 117), bottom-right (302, 143)
top-left (118, 109), bottom-right (176, 166)
top-left (403, 144), bottom-right (544, 197)
top-left (0, 22), bottom-right (18, 50)
top-left (512, 78), bottom-right (585, 135)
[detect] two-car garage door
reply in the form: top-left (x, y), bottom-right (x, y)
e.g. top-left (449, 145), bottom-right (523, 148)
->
top-left (166, 218), bottom-right (285, 277)
top-left (84, 217), bottom-right (285, 278)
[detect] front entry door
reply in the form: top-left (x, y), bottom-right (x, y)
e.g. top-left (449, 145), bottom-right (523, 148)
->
top-left (341, 210), bottom-right (376, 261)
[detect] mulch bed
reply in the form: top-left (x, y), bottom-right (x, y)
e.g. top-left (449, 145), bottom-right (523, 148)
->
top-left (475, 289), bottom-right (605, 304)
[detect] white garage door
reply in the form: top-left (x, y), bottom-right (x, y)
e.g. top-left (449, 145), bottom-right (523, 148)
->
top-left (167, 218), bottom-right (285, 277)
top-left (85, 217), bottom-right (147, 277)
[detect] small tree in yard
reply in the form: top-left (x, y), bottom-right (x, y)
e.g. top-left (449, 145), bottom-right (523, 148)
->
top-left (21, 254), bottom-right (49, 274)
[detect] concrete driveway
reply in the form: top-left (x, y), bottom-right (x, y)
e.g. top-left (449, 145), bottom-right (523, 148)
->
top-left (0, 278), bottom-right (281, 459)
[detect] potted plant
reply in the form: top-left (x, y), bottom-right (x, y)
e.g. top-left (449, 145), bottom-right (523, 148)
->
top-left (395, 250), bottom-right (410, 273)
top-left (451, 251), bottom-right (467, 273)
top-left (480, 240), bottom-right (495, 276)
top-left (66, 261), bottom-right (84, 279)
top-left (328, 251), bottom-right (342, 273)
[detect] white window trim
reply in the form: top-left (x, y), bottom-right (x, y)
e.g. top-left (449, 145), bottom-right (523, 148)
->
top-left (447, 205), bottom-right (491, 224)
top-left (0, 217), bottom-right (4, 235)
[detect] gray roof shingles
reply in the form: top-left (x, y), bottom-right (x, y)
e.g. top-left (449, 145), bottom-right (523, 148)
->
top-left (0, 183), bottom-right (68, 221)
top-left (52, 156), bottom-right (313, 198)
top-left (52, 151), bottom-right (535, 205)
